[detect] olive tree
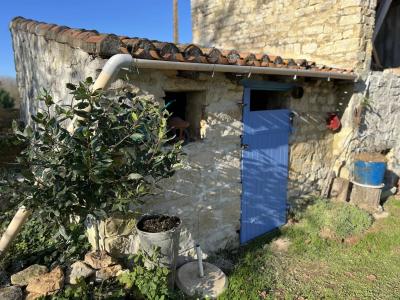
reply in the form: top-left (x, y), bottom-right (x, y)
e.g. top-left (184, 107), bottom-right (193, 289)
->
top-left (11, 78), bottom-right (182, 248)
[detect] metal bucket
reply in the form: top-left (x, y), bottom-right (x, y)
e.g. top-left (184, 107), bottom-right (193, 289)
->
top-left (354, 160), bottom-right (386, 186)
top-left (136, 215), bottom-right (181, 287)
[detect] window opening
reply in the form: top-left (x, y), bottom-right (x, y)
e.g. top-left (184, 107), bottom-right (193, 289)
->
top-left (164, 91), bottom-right (206, 143)
top-left (250, 90), bottom-right (289, 111)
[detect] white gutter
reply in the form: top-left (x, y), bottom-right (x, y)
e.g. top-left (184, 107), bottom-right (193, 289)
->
top-left (132, 58), bottom-right (357, 81)
top-left (0, 53), bottom-right (356, 257)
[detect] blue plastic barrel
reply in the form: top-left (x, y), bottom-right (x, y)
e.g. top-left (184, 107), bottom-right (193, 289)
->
top-left (354, 160), bottom-right (386, 186)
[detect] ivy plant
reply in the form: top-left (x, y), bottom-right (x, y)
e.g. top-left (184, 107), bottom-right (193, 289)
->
top-left (8, 77), bottom-right (182, 247)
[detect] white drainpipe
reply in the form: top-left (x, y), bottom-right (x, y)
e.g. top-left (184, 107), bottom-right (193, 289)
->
top-left (67, 54), bottom-right (134, 132)
top-left (0, 53), bottom-right (357, 256)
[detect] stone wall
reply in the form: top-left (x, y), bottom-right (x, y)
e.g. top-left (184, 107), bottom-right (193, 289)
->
top-left (11, 26), bottom-right (352, 257)
top-left (10, 25), bottom-right (105, 125)
top-left (287, 79), bottom-right (352, 209)
top-left (11, 26), bottom-right (243, 256)
top-left (358, 70), bottom-right (400, 185)
top-left (329, 69), bottom-right (400, 192)
top-left (117, 70), bottom-right (244, 257)
top-left (192, 0), bottom-right (376, 71)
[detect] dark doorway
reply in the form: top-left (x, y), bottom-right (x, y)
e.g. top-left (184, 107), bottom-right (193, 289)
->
top-left (164, 92), bottom-right (187, 120)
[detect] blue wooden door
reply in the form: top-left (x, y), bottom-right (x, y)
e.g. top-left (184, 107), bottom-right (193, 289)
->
top-left (240, 88), bottom-right (290, 244)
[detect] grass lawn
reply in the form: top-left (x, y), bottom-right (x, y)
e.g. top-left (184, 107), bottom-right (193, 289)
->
top-left (218, 197), bottom-right (400, 300)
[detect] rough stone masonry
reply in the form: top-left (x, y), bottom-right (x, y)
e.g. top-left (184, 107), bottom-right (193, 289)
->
top-left (192, 0), bottom-right (400, 189)
top-left (192, 0), bottom-right (376, 71)
top-left (10, 17), bottom-right (355, 257)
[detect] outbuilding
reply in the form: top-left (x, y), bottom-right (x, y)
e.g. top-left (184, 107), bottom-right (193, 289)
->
top-left (10, 17), bottom-right (356, 257)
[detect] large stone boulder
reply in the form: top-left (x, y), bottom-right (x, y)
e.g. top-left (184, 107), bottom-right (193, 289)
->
top-left (104, 213), bottom-right (137, 236)
top-left (85, 213), bottom-right (139, 257)
top-left (25, 291), bottom-right (47, 300)
top-left (10, 264), bottom-right (48, 286)
top-left (26, 266), bottom-right (64, 296)
top-left (0, 286), bottom-right (23, 300)
top-left (66, 261), bottom-right (95, 284)
top-left (104, 235), bottom-right (139, 258)
top-left (84, 251), bottom-right (117, 269)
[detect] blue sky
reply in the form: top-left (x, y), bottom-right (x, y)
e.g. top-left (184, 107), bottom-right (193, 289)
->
top-left (0, 0), bottom-right (192, 77)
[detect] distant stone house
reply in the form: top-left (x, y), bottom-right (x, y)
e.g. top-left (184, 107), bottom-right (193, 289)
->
top-left (9, 0), bottom-right (400, 257)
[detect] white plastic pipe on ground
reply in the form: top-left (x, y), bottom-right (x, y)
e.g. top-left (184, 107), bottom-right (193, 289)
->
top-left (196, 244), bottom-right (204, 278)
top-left (0, 206), bottom-right (31, 256)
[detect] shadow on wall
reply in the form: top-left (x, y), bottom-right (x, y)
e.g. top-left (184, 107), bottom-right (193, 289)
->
top-left (140, 111), bottom-right (242, 261)
top-left (199, 1), bottom-right (236, 47)
top-left (355, 73), bottom-right (400, 188)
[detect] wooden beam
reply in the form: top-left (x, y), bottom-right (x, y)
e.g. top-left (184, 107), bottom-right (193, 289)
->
top-left (372, 46), bottom-right (383, 69)
top-left (350, 184), bottom-right (382, 213)
top-left (373, 0), bottom-right (392, 42)
top-left (330, 177), bottom-right (350, 202)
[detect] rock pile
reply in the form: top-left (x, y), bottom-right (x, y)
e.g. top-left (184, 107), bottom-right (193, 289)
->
top-left (0, 251), bottom-right (126, 299)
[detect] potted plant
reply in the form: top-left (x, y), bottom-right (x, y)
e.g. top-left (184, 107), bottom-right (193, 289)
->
top-left (8, 78), bottom-right (182, 256)
top-left (136, 214), bottom-right (181, 286)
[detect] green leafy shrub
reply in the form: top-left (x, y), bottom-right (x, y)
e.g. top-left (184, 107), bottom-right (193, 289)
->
top-left (49, 278), bottom-right (125, 300)
top-left (118, 250), bottom-right (172, 300)
top-left (0, 210), bottom-right (90, 271)
top-left (0, 78), bottom-right (182, 299)
top-left (0, 89), bottom-right (15, 109)
top-left (6, 77), bottom-right (182, 247)
top-left (46, 250), bottom-right (178, 300)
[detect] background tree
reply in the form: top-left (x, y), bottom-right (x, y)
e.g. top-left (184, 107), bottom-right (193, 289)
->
top-left (0, 76), bottom-right (19, 107)
top-left (0, 89), bottom-right (15, 109)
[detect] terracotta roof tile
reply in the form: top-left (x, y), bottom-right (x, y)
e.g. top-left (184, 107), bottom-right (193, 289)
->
top-left (45, 25), bottom-right (69, 41)
top-left (153, 42), bottom-right (179, 57)
top-left (244, 54), bottom-right (261, 67)
top-left (295, 59), bottom-right (307, 67)
top-left (26, 21), bottom-right (38, 33)
top-left (226, 50), bottom-right (241, 64)
top-left (9, 17), bottom-right (354, 77)
top-left (35, 23), bottom-right (56, 36)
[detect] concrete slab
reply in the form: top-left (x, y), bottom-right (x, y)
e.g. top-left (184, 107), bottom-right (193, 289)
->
top-left (176, 261), bottom-right (228, 299)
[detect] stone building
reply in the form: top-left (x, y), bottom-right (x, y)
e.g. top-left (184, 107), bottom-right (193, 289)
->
top-left (9, 0), bottom-right (400, 257)
top-left (192, 0), bottom-right (400, 185)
